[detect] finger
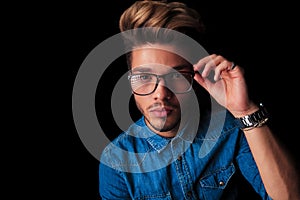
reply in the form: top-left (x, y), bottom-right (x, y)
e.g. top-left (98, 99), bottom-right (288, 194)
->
top-left (193, 54), bottom-right (217, 76)
top-left (198, 55), bottom-right (226, 81)
top-left (193, 72), bottom-right (207, 90)
top-left (214, 60), bottom-right (233, 81)
top-left (194, 72), bottom-right (215, 93)
top-left (202, 58), bottom-right (220, 78)
top-left (230, 62), bottom-right (236, 70)
top-left (221, 64), bottom-right (244, 81)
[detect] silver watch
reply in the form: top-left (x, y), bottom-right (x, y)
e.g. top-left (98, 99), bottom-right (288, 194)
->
top-left (235, 103), bottom-right (269, 131)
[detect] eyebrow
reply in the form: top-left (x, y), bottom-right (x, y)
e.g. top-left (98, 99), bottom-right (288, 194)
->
top-left (131, 64), bottom-right (192, 73)
top-left (173, 64), bottom-right (192, 71)
top-left (131, 66), bottom-right (152, 73)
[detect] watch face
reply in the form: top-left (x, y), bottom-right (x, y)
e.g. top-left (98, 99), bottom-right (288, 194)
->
top-left (241, 115), bottom-right (256, 127)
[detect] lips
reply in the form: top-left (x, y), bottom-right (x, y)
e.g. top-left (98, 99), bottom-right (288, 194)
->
top-left (149, 107), bottom-right (173, 118)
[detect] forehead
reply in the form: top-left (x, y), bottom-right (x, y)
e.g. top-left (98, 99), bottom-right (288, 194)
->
top-left (131, 46), bottom-right (191, 73)
top-left (131, 64), bottom-right (192, 74)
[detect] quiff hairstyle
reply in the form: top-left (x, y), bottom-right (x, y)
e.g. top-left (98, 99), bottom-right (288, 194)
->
top-left (119, 0), bottom-right (206, 69)
top-left (119, 0), bottom-right (204, 32)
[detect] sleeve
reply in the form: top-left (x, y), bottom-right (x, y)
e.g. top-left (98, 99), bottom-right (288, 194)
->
top-left (235, 131), bottom-right (272, 200)
top-left (99, 162), bottom-right (132, 199)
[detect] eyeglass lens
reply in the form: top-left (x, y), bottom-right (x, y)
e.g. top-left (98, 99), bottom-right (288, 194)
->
top-left (129, 72), bottom-right (194, 95)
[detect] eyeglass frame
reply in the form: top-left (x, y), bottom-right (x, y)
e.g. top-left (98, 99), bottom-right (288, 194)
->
top-left (128, 71), bottom-right (195, 96)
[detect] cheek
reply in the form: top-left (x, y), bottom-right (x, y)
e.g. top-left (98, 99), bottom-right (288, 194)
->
top-left (134, 96), bottom-right (148, 113)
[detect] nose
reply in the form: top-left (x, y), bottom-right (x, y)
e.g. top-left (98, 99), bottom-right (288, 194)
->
top-left (153, 78), bottom-right (172, 100)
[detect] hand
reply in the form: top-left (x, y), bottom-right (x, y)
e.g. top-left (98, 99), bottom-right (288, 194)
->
top-left (193, 54), bottom-right (258, 117)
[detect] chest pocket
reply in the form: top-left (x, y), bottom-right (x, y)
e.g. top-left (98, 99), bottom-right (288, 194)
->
top-left (197, 163), bottom-right (236, 199)
top-left (200, 163), bottom-right (235, 189)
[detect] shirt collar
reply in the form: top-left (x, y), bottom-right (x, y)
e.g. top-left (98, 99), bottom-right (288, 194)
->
top-left (146, 134), bottom-right (171, 152)
top-left (141, 116), bottom-right (198, 153)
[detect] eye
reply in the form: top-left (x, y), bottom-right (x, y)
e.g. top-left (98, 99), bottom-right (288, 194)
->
top-left (140, 74), bottom-right (152, 81)
top-left (131, 74), bottom-right (154, 83)
top-left (170, 72), bottom-right (184, 79)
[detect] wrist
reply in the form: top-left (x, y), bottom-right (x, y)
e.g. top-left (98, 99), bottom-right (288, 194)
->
top-left (231, 103), bottom-right (259, 118)
top-left (234, 103), bottom-right (269, 131)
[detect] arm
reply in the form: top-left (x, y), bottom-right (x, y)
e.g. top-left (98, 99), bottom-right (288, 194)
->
top-left (243, 119), bottom-right (299, 199)
top-left (193, 54), bottom-right (300, 199)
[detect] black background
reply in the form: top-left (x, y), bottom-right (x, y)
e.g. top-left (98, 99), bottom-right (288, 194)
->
top-left (11, 0), bottom-right (299, 199)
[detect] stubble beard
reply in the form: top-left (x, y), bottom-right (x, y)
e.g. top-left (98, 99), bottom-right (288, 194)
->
top-left (145, 115), bottom-right (180, 133)
top-left (135, 102), bottom-right (181, 133)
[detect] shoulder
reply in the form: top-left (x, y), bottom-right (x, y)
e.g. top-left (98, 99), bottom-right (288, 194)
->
top-left (109, 117), bottom-right (152, 151)
top-left (100, 117), bottom-right (152, 167)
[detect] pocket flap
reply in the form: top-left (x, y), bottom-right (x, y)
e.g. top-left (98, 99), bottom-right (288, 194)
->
top-left (200, 163), bottom-right (235, 189)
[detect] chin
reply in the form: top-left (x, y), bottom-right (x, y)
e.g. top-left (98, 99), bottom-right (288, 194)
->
top-left (150, 118), bottom-right (179, 132)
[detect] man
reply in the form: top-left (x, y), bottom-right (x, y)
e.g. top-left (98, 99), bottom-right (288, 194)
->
top-left (99, 0), bottom-right (299, 199)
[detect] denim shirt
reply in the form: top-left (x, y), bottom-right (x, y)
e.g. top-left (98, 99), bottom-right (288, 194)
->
top-left (99, 110), bottom-right (271, 200)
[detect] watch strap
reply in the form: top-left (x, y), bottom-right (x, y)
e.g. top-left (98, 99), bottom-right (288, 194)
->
top-left (234, 103), bottom-right (269, 131)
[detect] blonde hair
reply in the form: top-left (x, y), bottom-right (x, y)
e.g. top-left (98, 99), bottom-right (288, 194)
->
top-left (119, 0), bottom-right (205, 68)
top-left (119, 0), bottom-right (204, 33)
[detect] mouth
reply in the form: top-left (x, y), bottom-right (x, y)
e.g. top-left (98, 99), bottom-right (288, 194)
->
top-left (149, 106), bottom-right (173, 118)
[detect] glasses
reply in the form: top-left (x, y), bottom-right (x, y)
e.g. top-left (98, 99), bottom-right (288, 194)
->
top-left (128, 71), bottom-right (195, 96)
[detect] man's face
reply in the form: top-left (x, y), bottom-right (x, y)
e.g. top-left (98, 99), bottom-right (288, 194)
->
top-left (131, 47), bottom-right (194, 137)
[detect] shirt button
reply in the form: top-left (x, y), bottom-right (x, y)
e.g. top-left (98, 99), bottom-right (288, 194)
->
top-left (219, 181), bottom-right (225, 186)
top-left (177, 156), bottom-right (182, 160)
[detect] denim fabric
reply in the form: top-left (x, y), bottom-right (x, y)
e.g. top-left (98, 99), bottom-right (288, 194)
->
top-left (99, 110), bottom-right (271, 199)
